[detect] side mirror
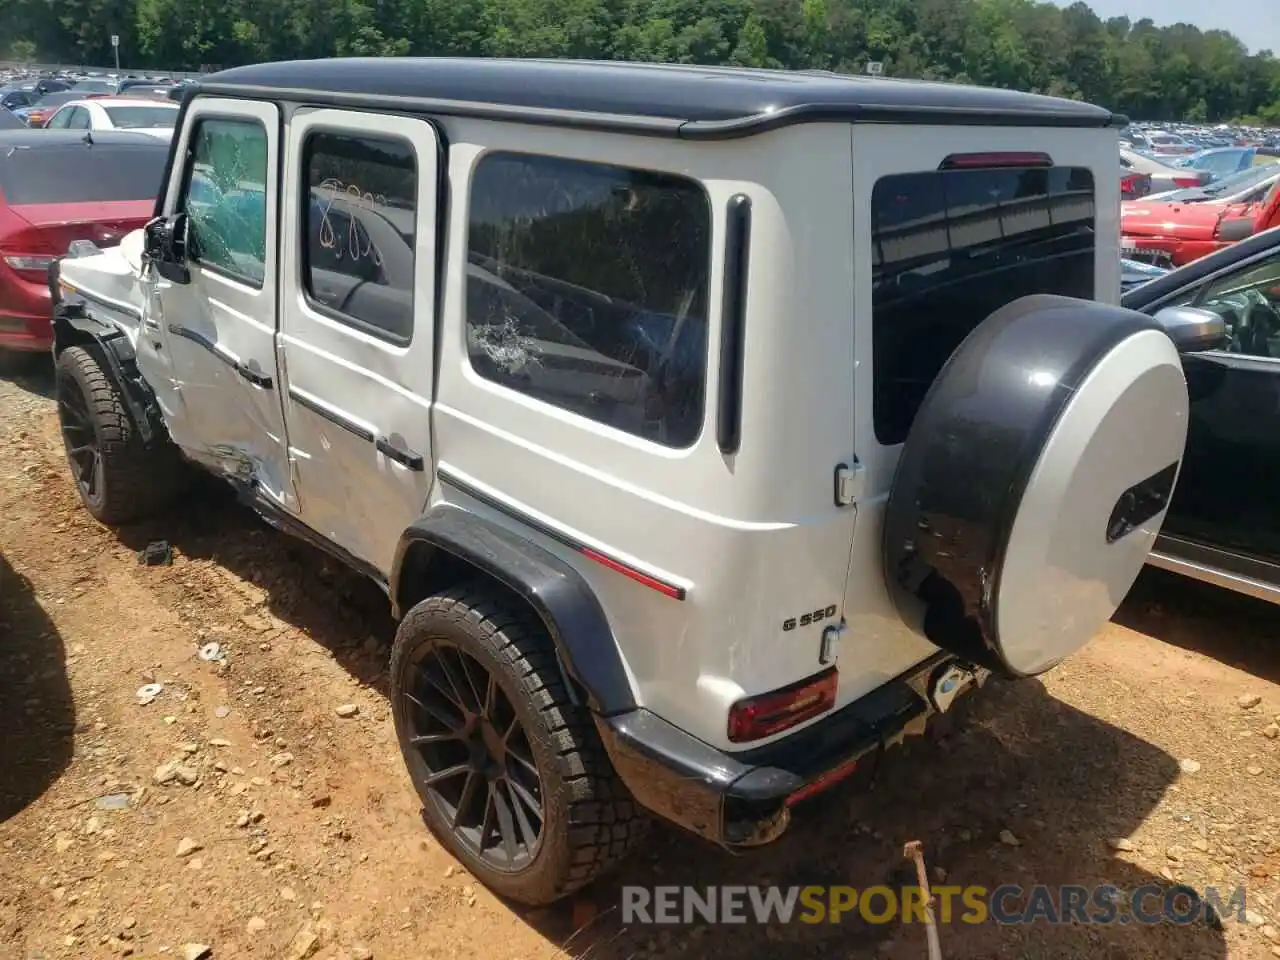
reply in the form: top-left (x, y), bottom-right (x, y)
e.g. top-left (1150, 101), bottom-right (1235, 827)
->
top-left (143, 214), bottom-right (190, 284)
top-left (1153, 305), bottom-right (1227, 353)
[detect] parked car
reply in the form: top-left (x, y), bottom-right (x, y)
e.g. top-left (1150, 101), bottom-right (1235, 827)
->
top-left (0, 130), bottom-right (168, 369)
top-left (0, 89), bottom-right (34, 113)
top-left (1121, 147), bottom-right (1211, 194)
top-left (69, 78), bottom-right (120, 96)
top-left (1121, 225), bottom-right (1280, 602)
top-left (1120, 165), bottom-right (1152, 201)
top-left (1173, 147), bottom-right (1262, 178)
top-left (43, 97), bottom-right (180, 141)
top-left (1146, 131), bottom-right (1198, 157)
top-left (16, 90), bottom-right (94, 127)
top-left (1146, 163), bottom-right (1280, 203)
top-left (51, 58), bottom-right (1199, 905)
top-left (0, 108), bottom-right (24, 132)
top-left (1122, 174), bottom-right (1280, 268)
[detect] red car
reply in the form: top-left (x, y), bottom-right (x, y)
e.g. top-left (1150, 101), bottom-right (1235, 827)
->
top-left (1121, 176), bottom-right (1280, 268)
top-left (0, 130), bottom-right (167, 368)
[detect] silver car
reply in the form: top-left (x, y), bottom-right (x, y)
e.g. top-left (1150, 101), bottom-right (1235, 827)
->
top-left (1121, 147), bottom-right (1212, 194)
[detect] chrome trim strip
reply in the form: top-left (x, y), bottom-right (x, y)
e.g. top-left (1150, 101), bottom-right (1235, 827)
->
top-left (1147, 550), bottom-right (1280, 605)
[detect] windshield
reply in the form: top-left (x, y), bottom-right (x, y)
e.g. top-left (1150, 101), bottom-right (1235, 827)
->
top-left (105, 105), bottom-right (178, 129)
top-left (1202, 165), bottom-right (1280, 198)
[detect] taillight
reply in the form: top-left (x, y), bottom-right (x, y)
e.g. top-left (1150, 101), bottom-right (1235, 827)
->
top-left (1172, 177), bottom-right (1202, 188)
top-left (939, 151), bottom-right (1053, 170)
top-left (1120, 174), bottom-right (1140, 194)
top-left (0, 214), bottom-right (60, 282)
top-left (727, 668), bottom-right (838, 743)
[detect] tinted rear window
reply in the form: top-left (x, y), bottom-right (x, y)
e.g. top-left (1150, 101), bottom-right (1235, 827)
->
top-left (871, 165), bottom-right (1096, 445)
top-left (0, 143), bottom-right (167, 204)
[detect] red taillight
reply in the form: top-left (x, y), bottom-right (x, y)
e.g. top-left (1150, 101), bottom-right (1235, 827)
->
top-left (727, 668), bottom-right (838, 743)
top-left (0, 212), bottom-right (59, 283)
top-left (1173, 177), bottom-right (1202, 188)
top-left (939, 151), bottom-right (1053, 170)
top-left (1120, 174), bottom-right (1140, 193)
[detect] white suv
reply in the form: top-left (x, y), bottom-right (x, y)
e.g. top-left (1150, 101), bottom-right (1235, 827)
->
top-left (49, 57), bottom-right (1209, 906)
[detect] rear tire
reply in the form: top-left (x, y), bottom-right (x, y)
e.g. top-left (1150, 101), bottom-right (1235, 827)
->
top-left (391, 583), bottom-right (648, 905)
top-left (55, 345), bottom-right (187, 524)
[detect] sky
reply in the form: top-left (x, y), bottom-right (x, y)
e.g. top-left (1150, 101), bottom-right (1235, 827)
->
top-left (1050, 0), bottom-right (1280, 55)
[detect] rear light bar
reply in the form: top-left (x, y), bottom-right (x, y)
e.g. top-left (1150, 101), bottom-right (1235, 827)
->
top-left (939, 151), bottom-right (1053, 170)
top-left (727, 667), bottom-right (838, 743)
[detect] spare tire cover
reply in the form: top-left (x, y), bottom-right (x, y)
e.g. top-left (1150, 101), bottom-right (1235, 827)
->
top-left (883, 294), bottom-right (1189, 678)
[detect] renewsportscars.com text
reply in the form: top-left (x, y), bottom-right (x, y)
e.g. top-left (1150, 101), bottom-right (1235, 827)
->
top-left (622, 884), bottom-right (1247, 926)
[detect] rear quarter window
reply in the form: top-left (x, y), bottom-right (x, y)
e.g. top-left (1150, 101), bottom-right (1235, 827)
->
top-left (871, 165), bottom-right (1096, 446)
top-left (0, 143), bottom-right (168, 204)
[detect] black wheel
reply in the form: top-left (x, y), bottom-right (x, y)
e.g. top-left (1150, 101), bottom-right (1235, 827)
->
top-left (391, 583), bottom-right (647, 905)
top-left (56, 345), bottom-right (187, 525)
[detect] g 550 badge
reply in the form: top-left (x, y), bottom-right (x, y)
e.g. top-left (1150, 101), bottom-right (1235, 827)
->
top-left (782, 604), bottom-right (838, 631)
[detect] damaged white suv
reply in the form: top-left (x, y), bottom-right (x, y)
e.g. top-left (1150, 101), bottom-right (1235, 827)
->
top-left (50, 58), bottom-right (1218, 906)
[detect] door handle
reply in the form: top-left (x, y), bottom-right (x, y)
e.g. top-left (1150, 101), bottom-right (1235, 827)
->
top-left (375, 437), bottom-right (425, 472)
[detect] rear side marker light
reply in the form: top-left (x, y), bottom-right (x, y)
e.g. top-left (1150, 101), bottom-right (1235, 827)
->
top-left (579, 547), bottom-right (685, 600)
top-left (939, 152), bottom-right (1053, 170)
top-left (785, 755), bottom-right (861, 807)
top-left (1172, 178), bottom-right (1201, 188)
top-left (727, 667), bottom-right (838, 743)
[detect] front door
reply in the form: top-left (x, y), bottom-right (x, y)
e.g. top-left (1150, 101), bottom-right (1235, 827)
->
top-left (142, 97), bottom-right (294, 508)
top-left (278, 109), bottom-right (440, 576)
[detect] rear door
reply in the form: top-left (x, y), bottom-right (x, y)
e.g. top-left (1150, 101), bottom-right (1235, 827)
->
top-left (277, 109), bottom-right (439, 576)
top-left (146, 98), bottom-right (295, 507)
top-left (841, 125), bottom-right (1114, 700)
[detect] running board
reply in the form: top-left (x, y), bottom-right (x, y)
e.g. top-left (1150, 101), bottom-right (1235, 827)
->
top-left (1147, 539), bottom-right (1280, 605)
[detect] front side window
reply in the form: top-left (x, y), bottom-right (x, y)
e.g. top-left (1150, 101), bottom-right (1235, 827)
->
top-left (1174, 250), bottom-right (1280, 357)
top-left (871, 164), bottom-right (1096, 445)
top-left (302, 132), bottom-right (417, 344)
top-left (466, 152), bottom-right (711, 449)
top-left (182, 118), bottom-right (268, 286)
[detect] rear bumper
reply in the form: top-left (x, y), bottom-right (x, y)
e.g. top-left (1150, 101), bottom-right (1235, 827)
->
top-left (0, 311), bottom-right (53, 352)
top-left (596, 653), bottom-right (987, 846)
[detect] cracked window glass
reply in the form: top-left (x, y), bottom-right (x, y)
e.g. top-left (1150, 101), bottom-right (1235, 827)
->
top-left (182, 118), bottom-right (268, 286)
top-left (466, 153), bottom-right (711, 449)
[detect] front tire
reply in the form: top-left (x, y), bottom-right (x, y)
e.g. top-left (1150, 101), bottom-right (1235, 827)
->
top-left (391, 583), bottom-right (647, 905)
top-left (55, 345), bottom-right (185, 524)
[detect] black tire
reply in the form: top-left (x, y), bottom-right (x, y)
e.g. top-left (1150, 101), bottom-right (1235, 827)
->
top-left (55, 345), bottom-right (186, 524)
top-left (391, 583), bottom-right (648, 905)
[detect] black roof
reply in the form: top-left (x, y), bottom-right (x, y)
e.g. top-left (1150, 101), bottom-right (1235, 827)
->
top-left (0, 129), bottom-right (169, 149)
top-left (201, 58), bottom-right (1122, 139)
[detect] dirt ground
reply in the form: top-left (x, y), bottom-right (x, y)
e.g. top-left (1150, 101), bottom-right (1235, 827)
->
top-left (2, 365), bottom-right (1280, 960)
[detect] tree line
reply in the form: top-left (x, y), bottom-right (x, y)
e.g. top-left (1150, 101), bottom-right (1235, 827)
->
top-left (4, 0), bottom-right (1280, 125)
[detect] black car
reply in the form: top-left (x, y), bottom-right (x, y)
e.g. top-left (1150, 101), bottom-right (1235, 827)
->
top-left (1122, 226), bottom-right (1280, 602)
top-left (0, 88), bottom-right (34, 112)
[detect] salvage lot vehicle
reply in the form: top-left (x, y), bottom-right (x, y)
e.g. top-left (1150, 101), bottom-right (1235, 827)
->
top-left (1122, 169), bottom-right (1280, 268)
top-left (42, 97), bottom-right (180, 141)
top-left (0, 130), bottom-right (169, 368)
top-left (1123, 225), bottom-right (1280, 603)
top-left (49, 58), bottom-right (1210, 905)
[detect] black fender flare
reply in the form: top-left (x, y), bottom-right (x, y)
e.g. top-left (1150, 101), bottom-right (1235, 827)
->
top-left (391, 502), bottom-right (637, 716)
top-left (51, 300), bottom-right (159, 446)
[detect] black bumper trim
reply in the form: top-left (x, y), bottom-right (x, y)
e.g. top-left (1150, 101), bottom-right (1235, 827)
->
top-left (598, 652), bottom-right (957, 846)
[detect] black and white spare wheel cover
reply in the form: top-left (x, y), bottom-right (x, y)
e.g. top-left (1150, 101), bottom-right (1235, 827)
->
top-left (883, 294), bottom-right (1189, 678)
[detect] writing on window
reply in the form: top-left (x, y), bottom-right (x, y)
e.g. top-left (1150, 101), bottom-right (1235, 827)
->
top-left (302, 132), bottom-right (417, 344)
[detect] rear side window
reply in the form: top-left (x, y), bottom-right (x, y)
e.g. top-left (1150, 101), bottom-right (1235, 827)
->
top-left (871, 165), bottom-right (1096, 445)
top-left (105, 106), bottom-right (178, 129)
top-left (466, 152), bottom-right (712, 449)
top-left (0, 143), bottom-right (167, 204)
top-left (302, 132), bottom-right (417, 344)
